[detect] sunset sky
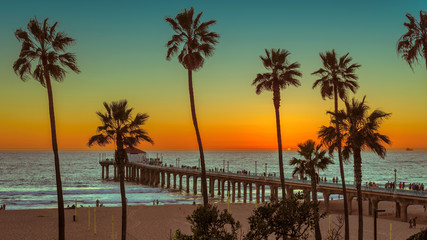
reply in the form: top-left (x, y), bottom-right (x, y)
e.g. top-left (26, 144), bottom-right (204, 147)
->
top-left (0, 0), bottom-right (426, 151)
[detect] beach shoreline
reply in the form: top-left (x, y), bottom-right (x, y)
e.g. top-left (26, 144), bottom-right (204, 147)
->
top-left (1, 199), bottom-right (426, 240)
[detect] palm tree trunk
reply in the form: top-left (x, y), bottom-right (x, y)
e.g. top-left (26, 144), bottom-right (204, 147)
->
top-left (311, 171), bottom-right (322, 240)
top-left (116, 137), bottom-right (127, 240)
top-left (334, 87), bottom-right (350, 240)
top-left (44, 70), bottom-right (65, 240)
top-left (119, 164), bottom-right (127, 240)
top-left (353, 148), bottom-right (363, 240)
top-left (423, 42), bottom-right (427, 71)
top-left (273, 87), bottom-right (286, 200)
top-left (188, 69), bottom-right (208, 206)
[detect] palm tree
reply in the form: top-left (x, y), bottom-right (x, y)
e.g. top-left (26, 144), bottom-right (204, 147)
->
top-left (290, 140), bottom-right (333, 240)
top-left (253, 49), bottom-right (302, 200)
top-left (312, 49), bottom-right (360, 240)
top-left (397, 10), bottom-right (427, 70)
top-left (320, 97), bottom-right (391, 240)
top-left (165, 7), bottom-right (219, 206)
top-left (88, 100), bottom-right (153, 240)
top-left (13, 17), bottom-right (80, 240)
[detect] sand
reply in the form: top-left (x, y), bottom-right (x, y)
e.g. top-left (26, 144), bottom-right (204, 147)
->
top-left (0, 200), bottom-right (426, 240)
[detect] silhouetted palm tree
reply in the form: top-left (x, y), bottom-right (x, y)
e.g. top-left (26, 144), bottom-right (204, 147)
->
top-left (290, 140), bottom-right (333, 240)
top-left (312, 49), bottom-right (360, 240)
top-left (253, 49), bottom-right (302, 200)
top-left (88, 100), bottom-right (153, 240)
top-left (13, 17), bottom-right (80, 240)
top-left (165, 7), bottom-right (219, 206)
top-left (397, 11), bottom-right (427, 70)
top-left (289, 157), bottom-right (306, 181)
top-left (320, 97), bottom-right (391, 240)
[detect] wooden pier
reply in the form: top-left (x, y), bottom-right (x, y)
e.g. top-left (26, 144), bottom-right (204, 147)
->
top-left (99, 160), bottom-right (427, 222)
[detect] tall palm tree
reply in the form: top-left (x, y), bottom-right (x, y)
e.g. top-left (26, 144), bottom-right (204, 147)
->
top-left (320, 97), bottom-right (391, 240)
top-left (290, 140), bottom-right (333, 240)
top-left (253, 49), bottom-right (302, 200)
top-left (88, 100), bottom-right (153, 240)
top-left (341, 97), bottom-right (390, 240)
top-left (312, 49), bottom-right (360, 240)
top-left (397, 10), bottom-right (427, 70)
top-left (165, 7), bottom-right (219, 206)
top-left (13, 17), bottom-right (80, 240)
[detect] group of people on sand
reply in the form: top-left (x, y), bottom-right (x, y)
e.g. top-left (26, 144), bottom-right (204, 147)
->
top-left (152, 199), bottom-right (159, 205)
top-left (96, 199), bottom-right (104, 207)
top-left (0, 204), bottom-right (6, 210)
top-left (66, 199), bottom-right (104, 209)
top-left (409, 217), bottom-right (418, 228)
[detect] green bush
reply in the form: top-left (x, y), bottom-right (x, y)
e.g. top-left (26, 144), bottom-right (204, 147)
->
top-left (244, 193), bottom-right (324, 240)
top-left (174, 204), bottom-right (241, 240)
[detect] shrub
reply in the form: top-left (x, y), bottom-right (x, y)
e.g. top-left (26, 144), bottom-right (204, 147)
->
top-left (407, 228), bottom-right (427, 240)
top-left (174, 204), bottom-right (241, 240)
top-left (245, 193), bottom-right (324, 240)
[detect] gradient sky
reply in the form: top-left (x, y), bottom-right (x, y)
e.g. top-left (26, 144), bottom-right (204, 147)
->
top-left (0, 0), bottom-right (426, 151)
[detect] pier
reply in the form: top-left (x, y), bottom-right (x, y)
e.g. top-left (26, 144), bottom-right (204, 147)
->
top-left (99, 159), bottom-right (427, 222)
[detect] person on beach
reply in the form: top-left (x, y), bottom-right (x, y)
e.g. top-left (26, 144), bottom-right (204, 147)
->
top-left (156, 200), bottom-right (159, 205)
top-left (409, 218), bottom-right (413, 228)
top-left (413, 217), bottom-right (417, 228)
top-left (96, 199), bottom-right (100, 207)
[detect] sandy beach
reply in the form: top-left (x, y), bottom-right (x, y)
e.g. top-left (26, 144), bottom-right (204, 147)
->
top-left (0, 199), bottom-right (426, 240)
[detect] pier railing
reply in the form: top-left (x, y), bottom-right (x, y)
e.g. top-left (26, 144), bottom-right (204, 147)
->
top-left (101, 159), bottom-right (426, 198)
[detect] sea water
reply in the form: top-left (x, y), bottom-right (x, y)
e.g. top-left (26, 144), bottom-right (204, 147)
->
top-left (0, 150), bottom-right (426, 210)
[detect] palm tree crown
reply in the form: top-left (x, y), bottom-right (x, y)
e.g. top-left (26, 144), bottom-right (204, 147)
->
top-left (291, 140), bottom-right (334, 178)
top-left (397, 11), bottom-right (427, 70)
top-left (13, 17), bottom-right (80, 84)
top-left (88, 100), bottom-right (153, 152)
top-left (339, 97), bottom-right (391, 159)
top-left (312, 49), bottom-right (360, 101)
top-left (253, 49), bottom-right (302, 103)
top-left (165, 7), bottom-right (220, 70)
top-left (289, 157), bottom-right (307, 180)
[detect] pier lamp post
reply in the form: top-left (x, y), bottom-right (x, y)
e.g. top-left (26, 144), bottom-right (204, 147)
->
top-left (265, 163), bottom-right (267, 177)
top-left (223, 160), bottom-right (225, 172)
top-left (255, 161), bottom-right (257, 176)
top-left (227, 161), bottom-right (229, 173)
top-left (394, 169), bottom-right (397, 194)
top-left (374, 209), bottom-right (385, 240)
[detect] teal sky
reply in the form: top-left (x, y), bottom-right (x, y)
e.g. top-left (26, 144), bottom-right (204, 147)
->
top-left (0, 0), bottom-right (426, 150)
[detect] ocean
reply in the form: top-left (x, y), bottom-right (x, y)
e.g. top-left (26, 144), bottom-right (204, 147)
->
top-left (0, 150), bottom-right (426, 210)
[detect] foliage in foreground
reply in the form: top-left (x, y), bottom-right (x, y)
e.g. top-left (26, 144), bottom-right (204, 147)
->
top-left (174, 204), bottom-right (241, 240)
top-left (244, 193), bottom-right (325, 240)
top-left (407, 228), bottom-right (427, 240)
top-left (326, 215), bottom-right (344, 240)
